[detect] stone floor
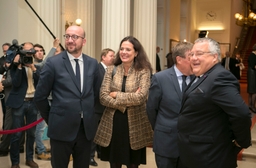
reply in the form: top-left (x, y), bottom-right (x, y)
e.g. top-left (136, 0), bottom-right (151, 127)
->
top-left (0, 143), bottom-right (255, 168)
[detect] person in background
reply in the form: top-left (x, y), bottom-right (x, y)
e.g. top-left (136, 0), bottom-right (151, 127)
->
top-left (46, 38), bottom-right (63, 58)
top-left (0, 43), bottom-right (11, 131)
top-left (34, 26), bottom-right (99, 168)
top-left (6, 42), bottom-right (40, 168)
top-left (234, 52), bottom-right (243, 80)
top-left (0, 43), bottom-right (11, 74)
top-left (33, 44), bottom-right (51, 161)
top-left (178, 37), bottom-right (251, 168)
top-left (166, 51), bottom-right (174, 68)
top-left (247, 43), bottom-right (256, 113)
top-left (221, 51), bottom-right (236, 77)
top-left (94, 36), bottom-right (153, 168)
top-left (156, 46), bottom-right (161, 72)
top-left (90, 48), bottom-right (115, 167)
top-left (147, 42), bottom-right (193, 168)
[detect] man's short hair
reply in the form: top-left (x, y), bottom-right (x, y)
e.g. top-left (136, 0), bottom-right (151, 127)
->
top-left (100, 48), bottom-right (115, 61)
top-left (34, 44), bottom-right (45, 55)
top-left (2, 43), bottom-right (11, 47)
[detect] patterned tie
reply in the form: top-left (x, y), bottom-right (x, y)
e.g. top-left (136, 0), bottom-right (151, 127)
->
top-left (182, 75), bottom-right (187, 92)
top-left (74, 59), bottom-right (81, 89)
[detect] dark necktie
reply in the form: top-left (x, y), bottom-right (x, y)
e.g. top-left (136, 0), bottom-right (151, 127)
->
top-left (182, 75), bottom-right (187, 92)
top-left (74, 59), bottom-right (81, 89)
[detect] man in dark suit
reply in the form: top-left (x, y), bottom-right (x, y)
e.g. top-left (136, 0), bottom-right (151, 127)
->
top-left (156, 46), bottom-right (161, 72)
top-left (147, 42), bottom-right (193, 168)
top-left (0, 43), bottom-right (11, 127)
top-left (6, 42), bottom-right (40, 168)
top-left (34, 25), bottom-right (99, 168)
top-left (221, 51), bottom-right (237, 77)
top-left (178, 38), bottom-right (251, 168)
top-left (90, 48), bottom-right (115, 166)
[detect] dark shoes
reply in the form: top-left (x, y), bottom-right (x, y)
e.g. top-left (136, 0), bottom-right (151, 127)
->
top-left (11, 165), bottom-right (20, 168)
top-left (0, 151), bottom-right (8, 157)
top-left (25, 160), bottom-right (39, 168)
top-left (90, 158), bottom-right (98, 166)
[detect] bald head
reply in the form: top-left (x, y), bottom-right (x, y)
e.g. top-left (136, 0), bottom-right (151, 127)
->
top-left (66, 26), bottom-right (85, 38)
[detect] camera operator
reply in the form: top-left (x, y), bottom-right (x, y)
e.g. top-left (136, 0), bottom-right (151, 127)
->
top-left (6, 42), bottom-right (39, 168)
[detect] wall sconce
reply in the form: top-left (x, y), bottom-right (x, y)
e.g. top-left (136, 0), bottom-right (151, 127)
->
top-left (75, 19), bottom-right (82, 26)
top-left (65, 19), bottom-right (82, 30)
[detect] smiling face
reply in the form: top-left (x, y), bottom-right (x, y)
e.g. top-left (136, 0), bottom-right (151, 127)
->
top-left (190, 42), bottom-right (218, 76)
top-left (65, 26), bottom-right (86, 57)
top-left (119, 41), bottom-right (138, 66)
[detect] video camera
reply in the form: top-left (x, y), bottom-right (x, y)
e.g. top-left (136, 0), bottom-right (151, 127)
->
top-left (6, 39), bottom-right (36, 65)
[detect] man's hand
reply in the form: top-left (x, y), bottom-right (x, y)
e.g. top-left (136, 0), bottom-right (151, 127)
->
top-left (25, 63), bottom-right (37, 72)
top-left (53, 38), bottom-right (60, 48)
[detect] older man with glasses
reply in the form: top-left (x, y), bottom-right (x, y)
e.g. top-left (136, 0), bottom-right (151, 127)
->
top-left (178, 37), bottom-right (251, 168)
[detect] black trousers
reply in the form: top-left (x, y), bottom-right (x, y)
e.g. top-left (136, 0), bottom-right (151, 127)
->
top-left (50, 119), bottom-right (91, 168)
top-left (155, 154), bottom-right (186, 168)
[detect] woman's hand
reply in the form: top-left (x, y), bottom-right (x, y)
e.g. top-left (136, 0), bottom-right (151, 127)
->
top-left (109, 92), bottom-right (117, 99)
top-left (135, 87), bottom-right (141, 93)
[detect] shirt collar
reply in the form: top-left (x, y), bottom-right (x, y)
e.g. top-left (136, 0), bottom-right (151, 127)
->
top-left (67, 51), bottom-right (83, 62)
top-left (100, 62), bottom-right (107, 70)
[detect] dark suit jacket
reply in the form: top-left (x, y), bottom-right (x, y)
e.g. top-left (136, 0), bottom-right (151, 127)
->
top-left (0, 56), bottom-right (6, 74)
top-left (178, 63), bottom-right (251, 168)
top-left (147, 66), bottom-right (184, 158)
top-left (6, 64), bottom-right (40, 109)
top-left (94, 63), bottom-right (106, 115)
top-left (34, 52), bottom-right (99, 141)
top-left (221, 57), bottom-right (236, 77)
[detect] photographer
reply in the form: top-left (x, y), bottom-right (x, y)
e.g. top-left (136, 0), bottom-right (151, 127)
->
top-left (6, 42), bottom-right (39, 168)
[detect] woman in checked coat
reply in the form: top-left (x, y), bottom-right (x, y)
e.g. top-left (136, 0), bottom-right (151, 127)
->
top-left (94, 36), bottom-right (153, 168)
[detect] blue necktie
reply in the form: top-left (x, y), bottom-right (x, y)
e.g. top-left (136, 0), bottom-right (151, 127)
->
top-left (74, 59), bottom-right (81, 89)
top-left (182, 75), bottom-right (187, 92)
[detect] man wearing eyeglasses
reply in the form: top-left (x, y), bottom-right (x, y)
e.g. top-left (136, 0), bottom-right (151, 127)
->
top-left (34, 25), bottom-right (99, 168)
top-left (178, 38), bottom-right (251, 168)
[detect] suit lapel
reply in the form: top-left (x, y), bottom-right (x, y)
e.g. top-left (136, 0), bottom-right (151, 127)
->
top-left (81, 54), bottom-right (88, 95)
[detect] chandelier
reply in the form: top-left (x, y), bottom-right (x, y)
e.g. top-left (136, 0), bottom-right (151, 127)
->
top-left (234, 0), bottom-right (256, 26)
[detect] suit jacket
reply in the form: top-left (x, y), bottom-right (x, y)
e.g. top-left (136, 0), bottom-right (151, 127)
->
top-left (178, 63), bottom-right (251, 168)
top-left (34, 52), bottom-right (99, 141)
top-left (94, 63), bottom-right (106, 115)
top-left (0, 56), bottom-right (6, 74)
top-left (94, 65), bottom-right (153, 150)
top-left (221, 57), bottom-right (236, 77)
top-left (6, 64), bottom-right (40, 109)
top-left (2, 70), bottom-right (12, 103)
top-left (147, 66), bottom-right (189, 158)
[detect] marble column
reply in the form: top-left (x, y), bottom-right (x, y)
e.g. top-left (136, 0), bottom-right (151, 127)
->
top-left (77, 0), bottom-right (95, 57)
top-left (133, 0), bottom-right (157, 72)
top-left (38, 0), bottom-right (61, 53)
top-left (102, 0), bottom-right (130, 51)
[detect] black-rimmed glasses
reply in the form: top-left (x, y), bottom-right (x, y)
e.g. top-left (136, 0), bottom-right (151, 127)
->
top-left (63, 34), bottom-right (84, 41)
